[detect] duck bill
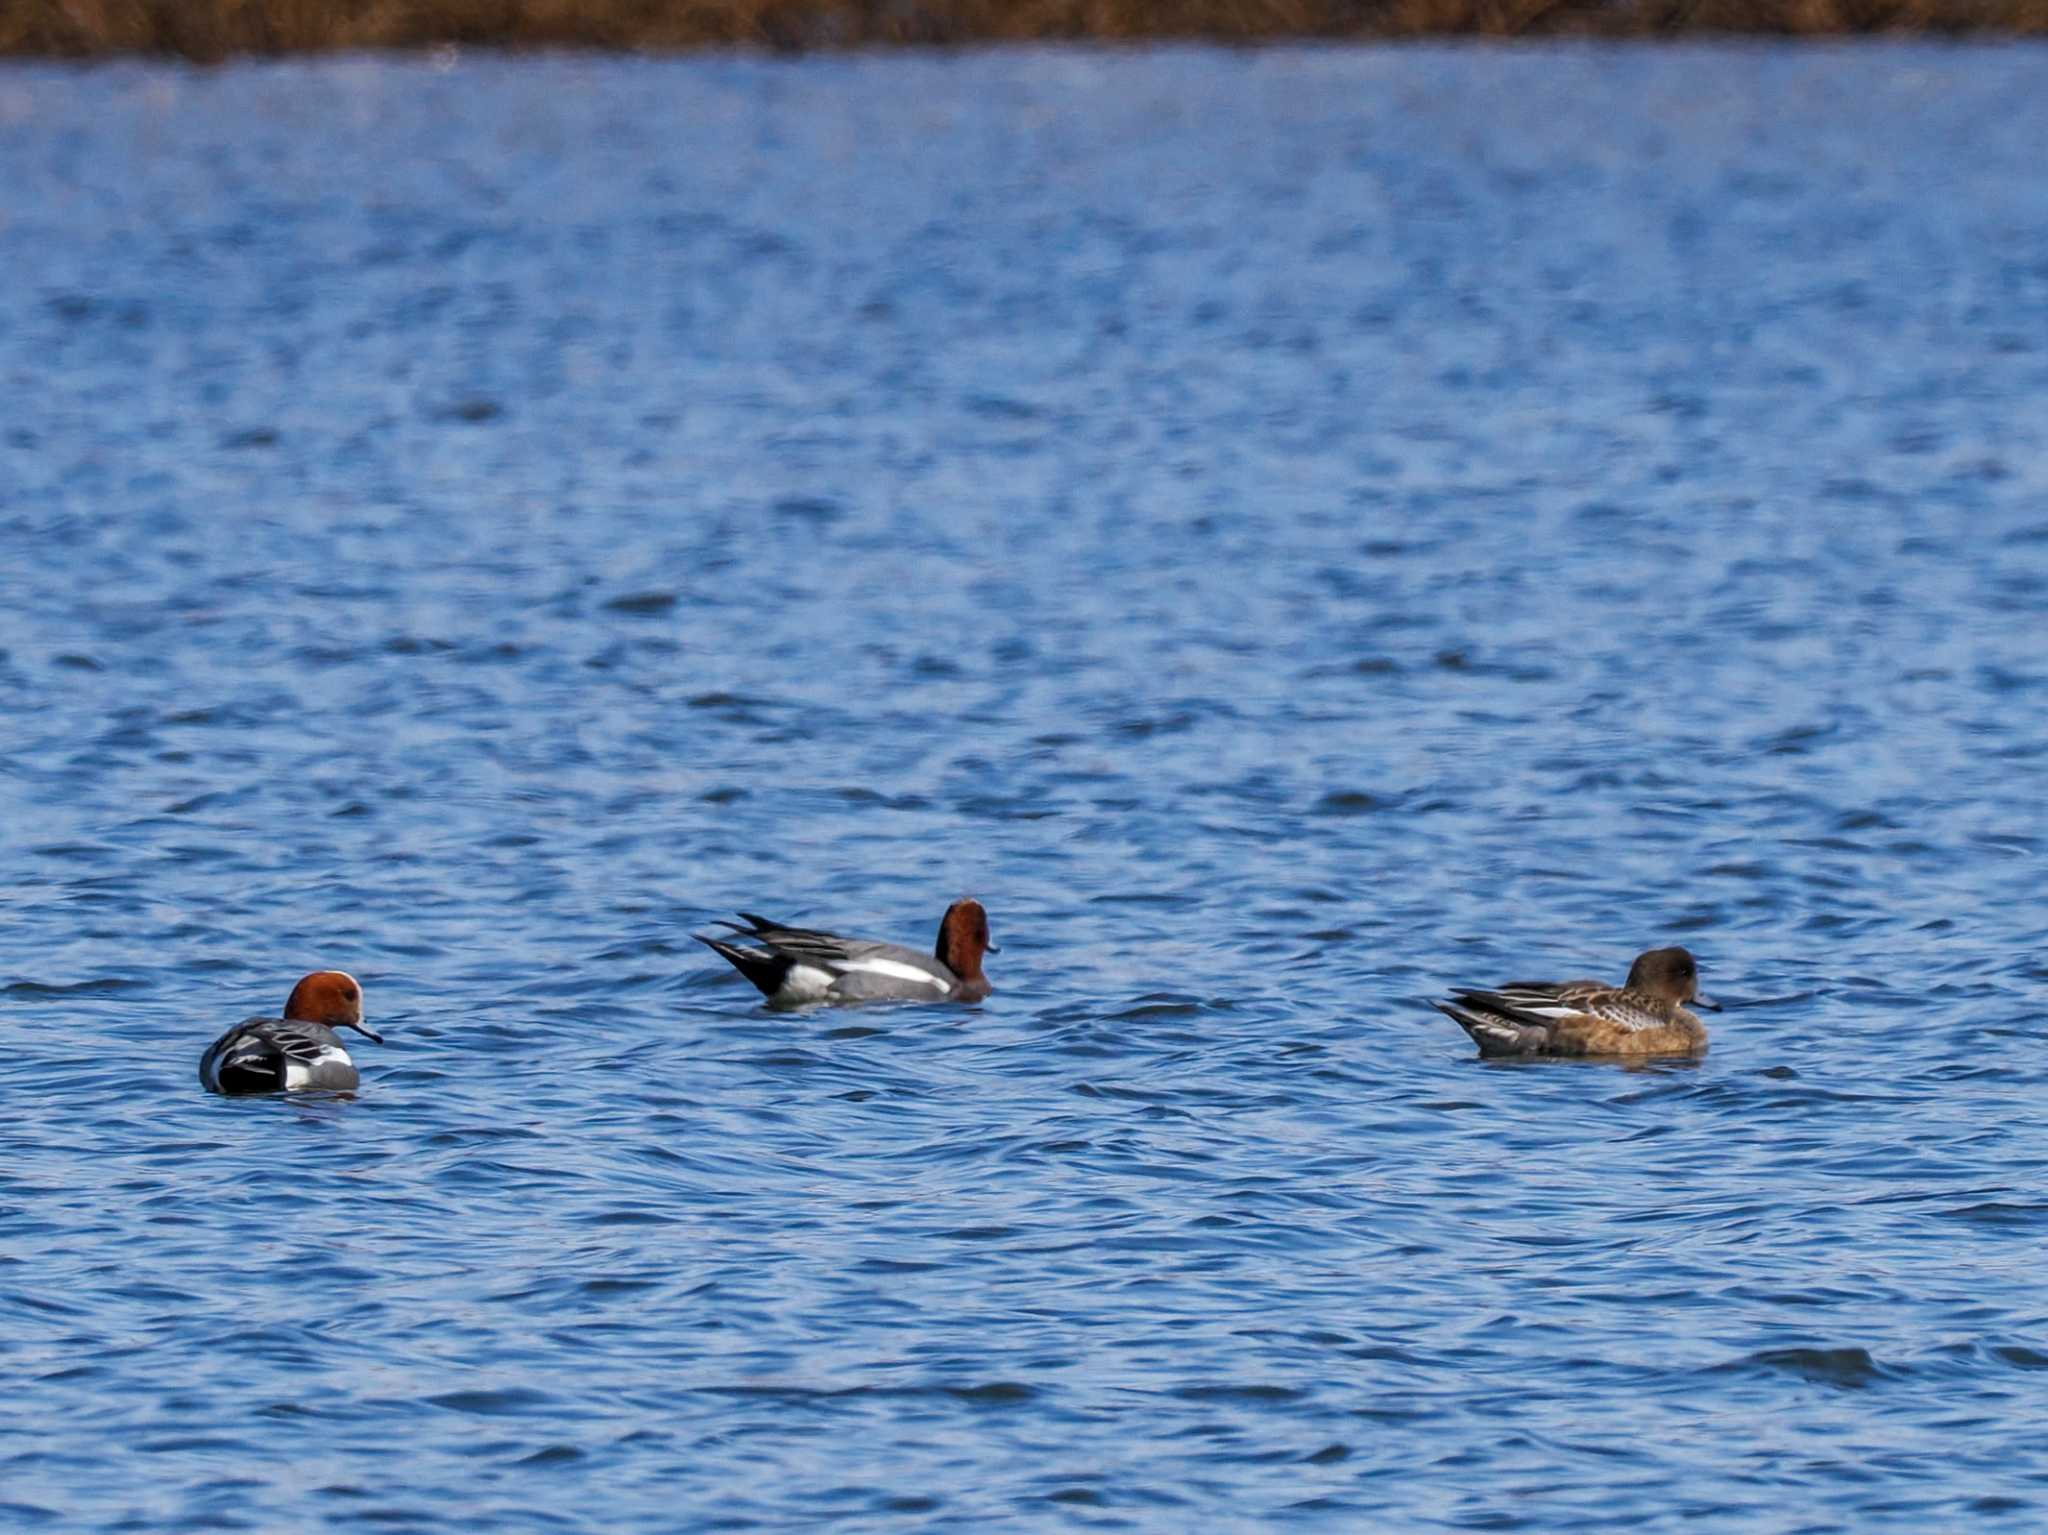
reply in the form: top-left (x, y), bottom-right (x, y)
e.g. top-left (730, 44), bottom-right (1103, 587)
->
top-left (345, 1019), bottom-right (385, 1043)
top-left (1691, 994), bottom-right (1722, 1013)
top-left (984, 942), bottom-right (1002, 954)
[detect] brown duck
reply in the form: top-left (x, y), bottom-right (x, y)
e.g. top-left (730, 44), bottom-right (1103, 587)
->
top-left (1435, 946), bottom-right (1717, 1059)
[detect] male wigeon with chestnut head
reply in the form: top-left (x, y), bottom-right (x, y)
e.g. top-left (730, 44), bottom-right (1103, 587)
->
top-left (696, 899), bottom-right (997, 1007)
top-left (1434, 946), bottom-right (1718, 1059)
top-left (200, 970), bottom-right (383, 1094)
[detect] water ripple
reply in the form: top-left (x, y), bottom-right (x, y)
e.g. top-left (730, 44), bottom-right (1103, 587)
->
top-left (3, 40), bottom-right (2047, 1535)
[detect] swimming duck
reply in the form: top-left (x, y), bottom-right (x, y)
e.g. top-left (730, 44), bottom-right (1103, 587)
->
top-left (696, 900), bottom-right (997, 1006)
top-left (1435, 946), bottom-right (1717, 1059)
top-left (200, 971), bottom-right (382, 1094)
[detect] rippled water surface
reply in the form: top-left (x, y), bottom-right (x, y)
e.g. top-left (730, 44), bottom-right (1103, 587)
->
top-left (4, 43), bottom-right (2048, 1532)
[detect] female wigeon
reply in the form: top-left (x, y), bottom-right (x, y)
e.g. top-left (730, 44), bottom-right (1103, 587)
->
top-left (199, 971), bottom-right (383, 1094)
top-left (696, 899), bottom-right (997, 1007)
top-left (1434, 946), bottom-right (1718, 1059)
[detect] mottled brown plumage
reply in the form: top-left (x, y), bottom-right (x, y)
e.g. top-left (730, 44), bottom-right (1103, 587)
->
top-left (1435, 946), bottom-right (1716, 1059)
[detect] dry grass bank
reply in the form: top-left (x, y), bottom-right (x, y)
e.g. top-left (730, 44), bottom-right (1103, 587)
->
top-left (5, 0), bottom-right (2045, 58)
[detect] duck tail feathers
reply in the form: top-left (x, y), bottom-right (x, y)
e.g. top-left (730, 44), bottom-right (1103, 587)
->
top-left (1434, 1000), bottom-right (1549, 1059)
top-left (695, 932), bottom-right (790, 998)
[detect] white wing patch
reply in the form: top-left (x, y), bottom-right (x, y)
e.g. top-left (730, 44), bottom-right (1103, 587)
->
top-left (838, 958), bottom-right (949, 990)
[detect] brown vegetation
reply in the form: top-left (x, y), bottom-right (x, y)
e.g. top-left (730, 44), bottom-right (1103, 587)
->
top-left (4, 0), bottom-right (2044, 58)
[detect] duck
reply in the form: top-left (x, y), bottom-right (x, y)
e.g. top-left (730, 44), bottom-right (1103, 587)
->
top-left (696, 899), bottom-right (997, 1007)
top-left (199, 971), bottom-right (383, 1094)
top-left (1434, 946), bottom-right (1717, 1059)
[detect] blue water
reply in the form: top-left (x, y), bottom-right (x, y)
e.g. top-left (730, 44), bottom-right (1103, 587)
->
top-left (4, 42), bottom-right (2048, 1532)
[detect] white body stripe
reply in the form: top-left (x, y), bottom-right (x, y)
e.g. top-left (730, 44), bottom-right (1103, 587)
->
top-left (839, 958), bottom-right (949, 990)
